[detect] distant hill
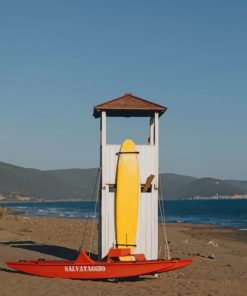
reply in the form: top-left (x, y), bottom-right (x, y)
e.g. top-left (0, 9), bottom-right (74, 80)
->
top-left (0, 161), bottom-right (98, 200)
top-left (160, 173), bottom-right (196, 199)
top-left (179, 178), bottom-right (246, 199)
top-left (225, 180), bottom-right (247, 191)
top-left (0, 161), bottom-right (246, 200)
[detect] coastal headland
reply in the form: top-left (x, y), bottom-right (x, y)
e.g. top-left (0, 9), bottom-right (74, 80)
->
top-left (0, 210), bottom-right (246, 296)
top-left (1, 161), bottom-right (247, 201)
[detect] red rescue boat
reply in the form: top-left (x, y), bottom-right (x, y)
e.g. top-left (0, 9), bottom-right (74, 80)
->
top-left (6, 248), bottom-right (192, 280)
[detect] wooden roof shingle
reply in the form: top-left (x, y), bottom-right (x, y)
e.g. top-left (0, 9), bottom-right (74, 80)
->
top-left (93, 93), bottom-right (167, 118)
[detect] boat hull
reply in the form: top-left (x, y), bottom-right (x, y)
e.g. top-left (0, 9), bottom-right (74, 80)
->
top-left (6, 258), bottom-right (192, 279)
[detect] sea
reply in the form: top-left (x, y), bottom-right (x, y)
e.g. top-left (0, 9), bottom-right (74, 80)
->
top-left (1, 199), bottom-right (247, 230)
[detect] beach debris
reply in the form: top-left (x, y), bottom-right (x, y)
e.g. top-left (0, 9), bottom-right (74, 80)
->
top-left (207, 254), bottom-right (215, 260)
top-left (21, 228), bottom-right (32, 233)
top-left (193, 253), bottom-right (216, 260)
top-left (207, 240), bottom-right (218, 247)
top-left (23, 216), bottom-right (31, 220)
top-left (166, 271), bottom-right (184, 278)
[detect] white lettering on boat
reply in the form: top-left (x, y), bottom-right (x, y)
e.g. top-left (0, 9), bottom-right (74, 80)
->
top-left (64, 265), bottom-right (106, 272)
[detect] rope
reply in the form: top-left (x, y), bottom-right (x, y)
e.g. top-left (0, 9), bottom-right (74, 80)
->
top-left (79, 168), bottom-right (101, 254)
top-left (88, 167), bottom-right (101, 257)
top-left (158, 174), bottom-right (171, 260)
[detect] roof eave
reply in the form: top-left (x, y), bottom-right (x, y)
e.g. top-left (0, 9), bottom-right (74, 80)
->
top-left (93, 107), bottom-right (167, 118)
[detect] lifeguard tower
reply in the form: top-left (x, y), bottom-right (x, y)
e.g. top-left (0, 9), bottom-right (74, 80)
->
top-left (93, 93), bottom-right (167, 260)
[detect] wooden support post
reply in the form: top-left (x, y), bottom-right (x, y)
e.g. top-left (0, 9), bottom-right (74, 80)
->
top-left (149, 116), bottom-right (155, 145)
top-left (99, 111), bottom-right (106, 259)
top-left (154, 112), bottom-right (159, 189)
top-left (101, 111), bottom-right (106, 187)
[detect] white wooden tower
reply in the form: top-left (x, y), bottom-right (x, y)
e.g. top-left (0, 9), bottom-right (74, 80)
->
top-left (93, 93), bottom-right (167, 260)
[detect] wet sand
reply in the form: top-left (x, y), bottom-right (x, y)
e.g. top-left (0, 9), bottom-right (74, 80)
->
top-left (0, 210), bottom-right (246, 296)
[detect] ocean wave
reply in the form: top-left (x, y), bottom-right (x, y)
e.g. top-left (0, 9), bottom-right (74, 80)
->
top-left (2, 200), bottom-right (247, 229)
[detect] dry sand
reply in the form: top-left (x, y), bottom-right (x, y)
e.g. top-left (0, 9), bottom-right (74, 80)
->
top-left (0, 210), bottom-right (246, 296)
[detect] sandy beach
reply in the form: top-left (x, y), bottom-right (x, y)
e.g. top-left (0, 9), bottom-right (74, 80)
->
top-left (0, 210), bottom-right (246, 296)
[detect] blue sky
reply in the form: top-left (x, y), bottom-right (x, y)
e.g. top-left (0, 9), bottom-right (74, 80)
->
top-left (0, 0), bottom-right (246, 179)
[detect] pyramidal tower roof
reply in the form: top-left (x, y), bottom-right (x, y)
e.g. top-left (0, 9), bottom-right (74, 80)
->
top-left (93, 93), bottom-right (167, 118)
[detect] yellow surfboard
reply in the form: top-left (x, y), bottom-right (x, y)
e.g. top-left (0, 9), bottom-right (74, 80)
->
top-left (115, 139), bottom-right (139, 260)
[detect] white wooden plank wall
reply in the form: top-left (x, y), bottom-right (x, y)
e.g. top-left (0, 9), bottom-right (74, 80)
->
top-left (100, 144), bottom-right (158, 260)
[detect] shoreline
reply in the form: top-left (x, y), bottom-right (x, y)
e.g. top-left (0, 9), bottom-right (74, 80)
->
top-left (0, 199), bottom-right (94, 203)
top-left (1, 204), bottom-right (247, 231)
top-left (1, 197), bottom-right (247, 203)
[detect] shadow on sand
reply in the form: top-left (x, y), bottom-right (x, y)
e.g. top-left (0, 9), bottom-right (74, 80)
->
top-left (0, 240), bottom-right (98, 261)
top-left (0, 266), bottom-right (24, 274)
